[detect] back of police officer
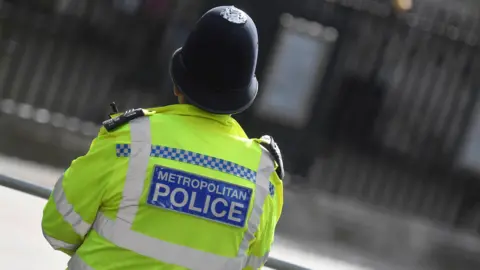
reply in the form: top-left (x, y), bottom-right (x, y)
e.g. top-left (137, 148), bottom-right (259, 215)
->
top-left (42, 6), bottom-right (284, 270)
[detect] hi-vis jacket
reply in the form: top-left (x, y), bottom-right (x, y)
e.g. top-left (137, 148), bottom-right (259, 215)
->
top-left (42, 104), bottom-right (284, 270)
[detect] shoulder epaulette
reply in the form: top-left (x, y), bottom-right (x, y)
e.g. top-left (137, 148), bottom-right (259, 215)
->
top-left (102, 108), bottom-right (146, 132)
top-left (259, 135), bottom-right (285, 180)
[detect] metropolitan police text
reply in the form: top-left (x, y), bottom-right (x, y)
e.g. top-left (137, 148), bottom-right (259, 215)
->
top-left (155, 170), bottom-right (249, 200)
top-left (149, 168), bottom-right (251, 226)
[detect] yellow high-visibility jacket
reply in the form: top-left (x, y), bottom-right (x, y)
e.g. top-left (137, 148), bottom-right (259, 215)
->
top-left (42, 104), bottom-right (284, 270)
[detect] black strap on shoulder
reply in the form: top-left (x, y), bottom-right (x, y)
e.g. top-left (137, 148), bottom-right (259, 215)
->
top-left (259, 135), bottom-right (285, 180)
top-left (102, 108), bottom-right (146, 132)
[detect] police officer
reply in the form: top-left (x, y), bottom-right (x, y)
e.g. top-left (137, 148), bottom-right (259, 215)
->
top-left (42, 6), bottom-right (284, 270)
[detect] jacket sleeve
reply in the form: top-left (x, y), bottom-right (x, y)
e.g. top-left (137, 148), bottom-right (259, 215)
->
top-left (41, 132), bottom-right (117, 256)
top-left (244, 172), bottom-right (284, 270)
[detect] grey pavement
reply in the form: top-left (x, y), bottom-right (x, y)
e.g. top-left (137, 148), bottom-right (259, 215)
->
top-left (0, 186), bottom-right (69, 270)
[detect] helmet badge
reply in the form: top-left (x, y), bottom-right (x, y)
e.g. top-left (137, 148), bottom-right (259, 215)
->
top-left (220, 6), bottom-right (247, 24)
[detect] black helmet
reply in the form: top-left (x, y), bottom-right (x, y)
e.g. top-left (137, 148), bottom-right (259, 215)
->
top-left (169, 6), bottom-right (259, 114)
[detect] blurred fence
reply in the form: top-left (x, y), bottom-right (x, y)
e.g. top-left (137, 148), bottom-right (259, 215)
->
top-left (0, 1), bottom-right (173, 123)
top-left (1, 0), bottom-right (480, 241)
top-left (237, 0), bottom-right (480, 233)
top-left (0, 1), bottom-right (182, 164)
top-left (0, 173), bottom-right (310, 270)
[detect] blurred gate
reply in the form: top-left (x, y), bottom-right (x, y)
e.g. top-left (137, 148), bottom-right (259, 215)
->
top-left (232, 0), bottom-right (480, 232)
top-left (313, 0), bottom-right (480, 230)
top-left (0, 2), bottom-right (117, 123)
top-left (0, 1), bottom-right (180, 165)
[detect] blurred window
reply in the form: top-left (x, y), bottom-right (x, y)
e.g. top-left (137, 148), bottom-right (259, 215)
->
top-left (458, 100), bottom-right (480, 174)
top-left (255, 14), bottom-right (337, 129)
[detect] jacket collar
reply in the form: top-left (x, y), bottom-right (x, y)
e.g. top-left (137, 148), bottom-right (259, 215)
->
top-left (147, 104), bottom-right (249, 138)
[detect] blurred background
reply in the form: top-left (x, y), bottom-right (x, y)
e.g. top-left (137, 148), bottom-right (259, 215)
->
top-left (1, 0), bottom-right (480, 269)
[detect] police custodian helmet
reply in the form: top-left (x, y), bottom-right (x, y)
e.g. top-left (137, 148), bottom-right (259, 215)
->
top-left (170, 6), bottom-right (259, 114)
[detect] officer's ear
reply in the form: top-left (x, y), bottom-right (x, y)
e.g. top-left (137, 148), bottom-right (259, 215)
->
top-left (173, 86), bottom-right (181, 97)
top-left (173, 87), bottom-right (190, 104)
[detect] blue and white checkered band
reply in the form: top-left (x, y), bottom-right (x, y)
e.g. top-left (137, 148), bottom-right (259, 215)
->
top-left (150, 145), bottom-right (256, 183)
top-left (116, 144), bottom-right (131, 157)
top-left (116, 144), bottom-right (275, 196)
top-left (220, 6), bottom-right (247, 24)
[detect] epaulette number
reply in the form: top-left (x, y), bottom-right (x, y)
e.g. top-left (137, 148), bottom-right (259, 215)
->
top-left (102, 108), bottom-right (145, 132)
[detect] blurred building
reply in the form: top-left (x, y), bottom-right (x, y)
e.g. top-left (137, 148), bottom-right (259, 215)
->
top-left (1, 0), bottom-right (480, 269)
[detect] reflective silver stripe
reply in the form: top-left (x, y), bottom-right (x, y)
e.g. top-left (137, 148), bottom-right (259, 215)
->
top-left (116, 117), bottom-right (152, 224)
top-left (53, 175), bottom-right (92, 237)
top-left (246, 252), bottom-right (270, 269)
top-left (42, 230), bottom-right (79, 251)
top-left (90, 117), bottom-right (275, 270)
top-left (93, 212), bottom-right (242, 270)
top-left (68, 254), bottom-right (94, 270)
top-left (237, 147), bottom-right (274, 265)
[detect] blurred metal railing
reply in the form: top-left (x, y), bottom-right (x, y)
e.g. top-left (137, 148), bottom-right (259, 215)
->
top-left (0, 174), bottom-right (310, 270)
